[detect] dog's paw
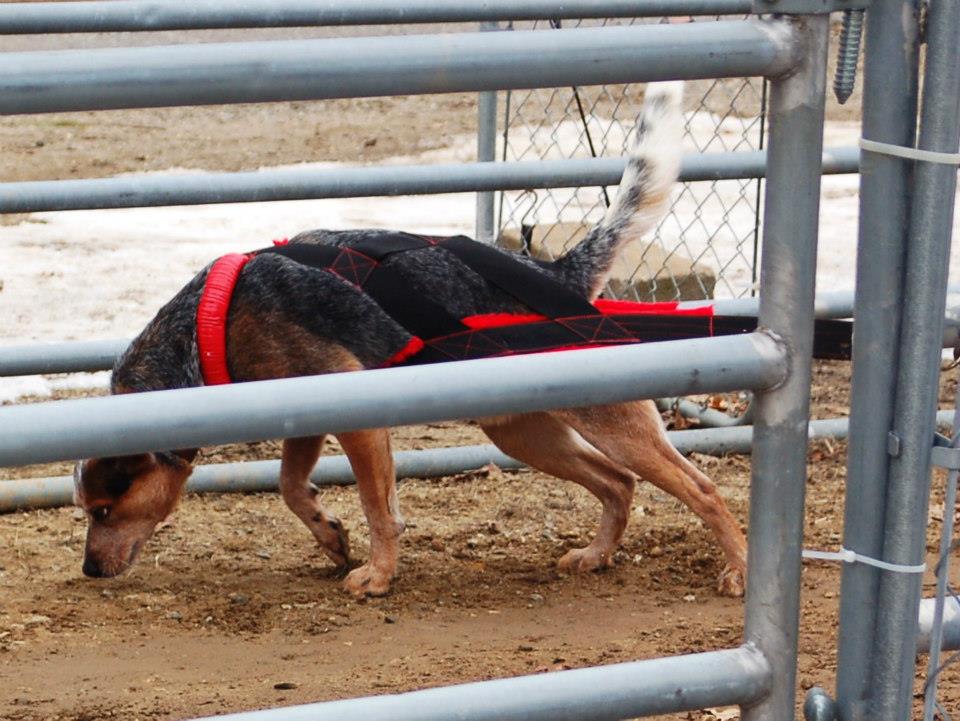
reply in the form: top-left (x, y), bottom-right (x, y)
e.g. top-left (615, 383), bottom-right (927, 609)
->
top-left (717, 563), bottom-right (745, 597)
top-left (557, 546), bottom-right (613, 573)
top-left (311, 517), bottom-right (351, 568)
top-left (343, 563), bottom-right (393, 598)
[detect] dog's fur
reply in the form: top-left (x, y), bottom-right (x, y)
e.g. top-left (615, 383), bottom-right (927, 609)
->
top-left (74, 82), bottom-right (748, 598)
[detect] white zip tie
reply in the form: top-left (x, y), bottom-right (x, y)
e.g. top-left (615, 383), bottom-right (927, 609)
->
top-left (860, 137), bottom-right (960, 166)
top-left (802, 547), bottom-right (927, 574)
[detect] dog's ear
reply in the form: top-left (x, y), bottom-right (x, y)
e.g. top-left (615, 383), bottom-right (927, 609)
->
top-left (96, 454), bottom-right (159, 498)
top-left (169, 448), bottom-right (199, 464)
top-left (107, 453), bottom-right (157, 476)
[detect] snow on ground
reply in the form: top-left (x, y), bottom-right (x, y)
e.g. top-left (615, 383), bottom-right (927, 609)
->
top-left (2, 116), bottom-right (958, 402)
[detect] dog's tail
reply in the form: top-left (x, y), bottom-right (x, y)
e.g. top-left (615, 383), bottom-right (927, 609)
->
top-left (555, 82), bottom-right (684, 299)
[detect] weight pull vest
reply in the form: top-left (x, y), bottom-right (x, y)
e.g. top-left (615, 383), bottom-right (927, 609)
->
top-left (196, 232), bottom-right (853, 385)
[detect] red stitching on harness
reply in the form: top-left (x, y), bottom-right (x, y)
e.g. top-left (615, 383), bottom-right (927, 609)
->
top-left (197, 253), bottom-right (252, 385)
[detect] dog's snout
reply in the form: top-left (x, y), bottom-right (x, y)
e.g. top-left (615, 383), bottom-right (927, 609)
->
top-left (82, 557), bottom-right (105, 578)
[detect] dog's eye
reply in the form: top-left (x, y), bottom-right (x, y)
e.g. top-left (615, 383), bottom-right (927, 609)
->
top-left (90, 506), bottom-right (111, 522)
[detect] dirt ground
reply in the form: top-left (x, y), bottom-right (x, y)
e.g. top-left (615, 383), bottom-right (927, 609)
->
top-left (0, 19), bottom-right (946, 721)
top-left (3, 364), bottom-right (959, 721)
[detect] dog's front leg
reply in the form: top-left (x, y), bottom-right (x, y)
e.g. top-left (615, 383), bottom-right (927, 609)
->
top-left (336, 429), bottom-right (404, 598)
top-left (280, 435), bottom-right (351, 568)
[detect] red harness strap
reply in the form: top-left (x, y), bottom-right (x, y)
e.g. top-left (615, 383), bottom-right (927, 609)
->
top-left (196, 253), bottom-right (252, 385)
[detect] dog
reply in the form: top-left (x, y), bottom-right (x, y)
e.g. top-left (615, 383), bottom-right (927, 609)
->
top-left (74, 81), bottom-right (749, 598)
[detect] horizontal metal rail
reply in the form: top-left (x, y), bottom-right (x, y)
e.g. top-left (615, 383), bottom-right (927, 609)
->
top-left (0, 147), bottom-right (859, 215)
top-left (0, 21), bottom-right (797, 115)
top-left (0, 338), bottom-right (130, 376)
top-left (0, 333), bottom-right (786, 467)
top-left (185, 645), bottom-right (771, 721)
top-left (12, 285), bottom-right (957, 379)
top-left (917, 597), bottom-right (960, 653)
top-left (2, 444), bottom-right (519, 512)
top-left (0, 0), bottom-right (758, 34)
top-left (6, 411), bottom-right (953, 513)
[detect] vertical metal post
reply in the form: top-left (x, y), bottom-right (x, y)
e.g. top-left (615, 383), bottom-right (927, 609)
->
top-left (869, 0), bottom-right (960, 716)
top-left (475, 21), bottom-right (499, 243)
top-left (741, 16), bottom-right (828, 721)
top-left (834, 0), bottom-right (920, 717)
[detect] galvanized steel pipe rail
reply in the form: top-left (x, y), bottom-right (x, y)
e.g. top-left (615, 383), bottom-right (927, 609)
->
top-left (867, 0), bottom-right (960, 714)
top-left (0, 20), bottom-right (798, 115)
top-left (0, 287), bottom-right (871, 378)
top-left (184, 644), bottom-right (771, 721)
top-left (834, 0), bottom-right (921, 715)
top-left (0, 333), bottom-right (786, 467)
top-left (0, 0), bottom-right (756, 34)
top-left (7, 411), bottom-right (954, 513)
top-left (741, 15), bottom-right (829, 721)
top-left (0, 147), bottom-right (859, 215)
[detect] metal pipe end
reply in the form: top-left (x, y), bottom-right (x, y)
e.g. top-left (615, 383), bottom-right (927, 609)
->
top-left (803, 687), bottom-right (837, 721)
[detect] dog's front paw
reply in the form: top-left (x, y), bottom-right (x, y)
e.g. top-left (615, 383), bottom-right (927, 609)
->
top-left (343, 563), bottom-right (393, 598)
top-left (717, 563), bottom-right (745, 597)
top-left (557, 546), bottom-right (613, 573)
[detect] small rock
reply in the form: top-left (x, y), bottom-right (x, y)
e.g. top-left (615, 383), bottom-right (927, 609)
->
top-left (430, 539), bottom-right (445, 552)
top-left (100, 589), bottom-right (114, 598)
top-left (24, 614), bottom-right (50, 626)
top-left (255, 550), bottom-right (272, 560)
top-left (166, 611), bottom-right (183, 621)
top-left (273, 682), bottom-right (298, 690)
top-left (228, 593), bottom-right (249, 606)
top-left (529, 593), bottom-right (544, 602)
top-left (648, 546), bottom-right (664, 557)
top-left (683, 594), bottom-right (696, 602)
top-left (518, 644), bottom-right (535, 652)
top-left (383, 615), bottom-right (397, 624)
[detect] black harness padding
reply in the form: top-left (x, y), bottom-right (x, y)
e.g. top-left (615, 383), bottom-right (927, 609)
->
top-left (254, 233), bottom-right (854, 364)
top-left (259, 233), bottom-right (468, 339)
top-left (438, 235), bottom-right (599, 319)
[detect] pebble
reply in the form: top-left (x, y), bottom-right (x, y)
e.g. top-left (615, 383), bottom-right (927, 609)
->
top-left (255, 550), bottom-right (272, 560)
top-left (166, 611), bottom-right (183, 621)
top-left (383, 615), bottom-right (397, 624)
top-left (24, 615), bottom-right (50, 626)
top-left (229, 593), bottom-right (250, 606)
top-left (273, 682), bottom-right (298, 690)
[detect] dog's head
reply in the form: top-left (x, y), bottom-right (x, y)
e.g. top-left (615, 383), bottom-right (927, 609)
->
top-left (73, 451), bottom-right (196, 578)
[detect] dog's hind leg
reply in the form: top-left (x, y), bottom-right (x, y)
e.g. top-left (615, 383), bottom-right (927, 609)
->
top-left (280, 435), bottom-right (351, 568)
top-left (556, 401), bottom-right (747, 597)
top-left (479, 413), bottom-right (637, 573)
top-left (336, 429), bottom-right (405, 598)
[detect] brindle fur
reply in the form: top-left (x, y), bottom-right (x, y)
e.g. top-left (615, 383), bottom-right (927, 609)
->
top-left (76, 83), bottom-right (749, 598)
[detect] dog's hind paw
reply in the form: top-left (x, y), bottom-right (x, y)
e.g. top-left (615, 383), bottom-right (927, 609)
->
top-left (717, 564), bottom-right (745, 597)
top-left (343, 563), bottom-right (393, 598)
top-left (557, 546), bottom-right (614, 573)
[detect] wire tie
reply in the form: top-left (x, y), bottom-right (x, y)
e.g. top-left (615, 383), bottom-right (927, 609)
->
top-left (860, 137), bottom-right (960, 165)
top-left (802, 546), bottom-right (927, 574)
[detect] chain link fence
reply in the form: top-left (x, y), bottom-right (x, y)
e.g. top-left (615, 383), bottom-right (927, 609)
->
top-left (493, 18), bottom-right (767, 302)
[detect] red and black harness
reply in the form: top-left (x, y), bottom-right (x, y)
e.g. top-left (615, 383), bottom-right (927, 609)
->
top-left (196, 232), bottom-right (853, 385)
